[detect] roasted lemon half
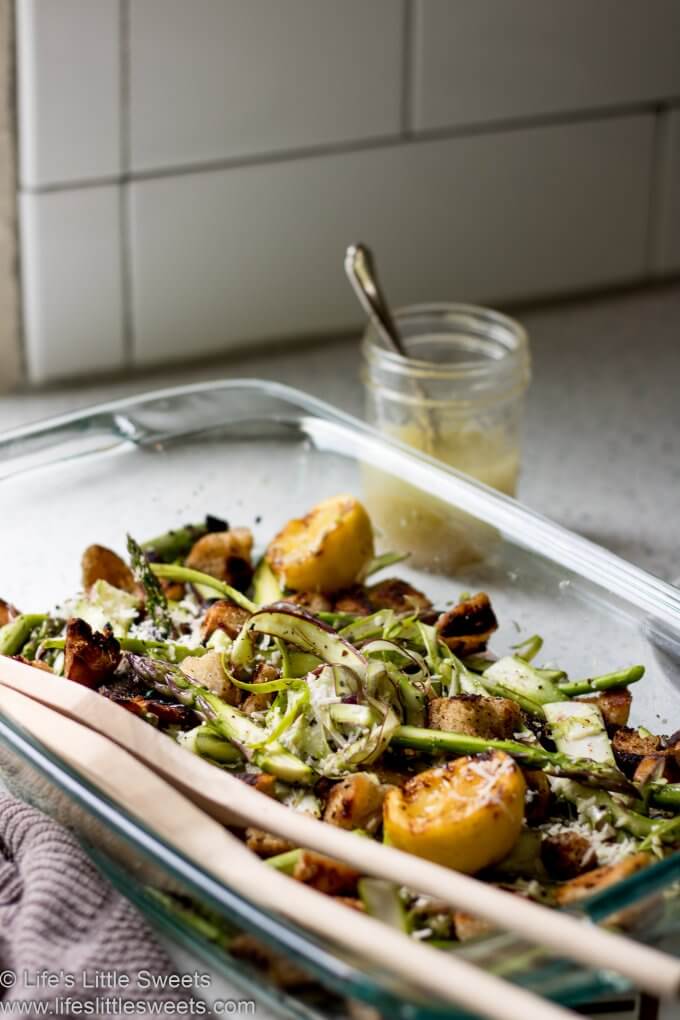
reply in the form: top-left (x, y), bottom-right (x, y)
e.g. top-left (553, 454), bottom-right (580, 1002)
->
top-left (383, 751), bottom-right (525, 873)
top-left (266, 494), bottom-right (374, 593)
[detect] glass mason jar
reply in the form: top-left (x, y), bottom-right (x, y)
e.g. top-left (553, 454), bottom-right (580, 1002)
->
top-left (361, 304), bottom-right (530, 571)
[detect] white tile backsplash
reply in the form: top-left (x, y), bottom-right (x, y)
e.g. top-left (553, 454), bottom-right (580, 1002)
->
top-left (20, 187), bottom-right (125, 382)
top-left (652, 108), bottom-right (680, 274)
top-left (412, 0), bottom-right (680, 132)
top-left (129, 115), bottom-right (654, 366)
top-left (16, 0), bottom-right (121, 189)
top-left (128, 0), bottom-right (404, 173)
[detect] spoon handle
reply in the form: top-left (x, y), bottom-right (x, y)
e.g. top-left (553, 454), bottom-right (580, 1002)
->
top-left (344, 243), bottom-right (408, 358)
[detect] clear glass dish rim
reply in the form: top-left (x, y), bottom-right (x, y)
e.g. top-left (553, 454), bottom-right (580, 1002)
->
top-left (2, 377), bottom-right (679, 628)
top-left (1, 376), bottom-right (680, 1011)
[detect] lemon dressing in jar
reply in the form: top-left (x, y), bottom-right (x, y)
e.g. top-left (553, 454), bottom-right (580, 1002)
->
top-left (361, 304), bottom-right (530, 572)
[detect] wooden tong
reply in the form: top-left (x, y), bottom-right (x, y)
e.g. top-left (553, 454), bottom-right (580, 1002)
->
top-left (1, 657), bottom-right (679, 1004)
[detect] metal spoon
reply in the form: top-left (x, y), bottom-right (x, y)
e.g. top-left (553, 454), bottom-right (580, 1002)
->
top-left (344, 243), bottom-right (408, 357)
top-left (345, 242), bottom-right (438, 449)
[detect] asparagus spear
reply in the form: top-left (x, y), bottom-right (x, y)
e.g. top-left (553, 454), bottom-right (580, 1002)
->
top-left (127, 535), bottom-right (172, 637)
top-left (649, 783), bottom-right (680, 810)
top-left (149, 563), bottom-right (256, 613)
top-left (557, 665), bottom-right (644, 697)
top-left (42, 635), bottom-right (208, 663)
top-left (0, 614), bottom-right (48, 656)
top-left (390, 725), bottom-right (636, 794)
top-left (126, 654), bottom-right (312, 784)
top-left (177, 724), bottom-right (243, 765)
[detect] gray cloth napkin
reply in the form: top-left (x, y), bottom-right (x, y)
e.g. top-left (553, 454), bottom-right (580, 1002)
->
top-left (0, 793), bottom-right (204, 1018)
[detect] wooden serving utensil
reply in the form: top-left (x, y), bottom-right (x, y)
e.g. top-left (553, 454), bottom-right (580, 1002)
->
top-left (0, 681), bottom-right (580, 1020)
top-left (1, 657), bottom-right (679, 1003)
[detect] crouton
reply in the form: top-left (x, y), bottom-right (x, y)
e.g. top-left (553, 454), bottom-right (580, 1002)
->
top-left (201, 600), bottom-right (251, 640)
top-left (523, 769), bottom-right (552, 824)
top-left (293, 850), bottom-right (360, 895)
top-left (286, 591), bottom-right (332, 614)
top-left (322, 773), bottom-right (386, 833)
top-left (186, 528), bottom-right (253, 589)
top-left (453, 911), bottom-right (496, 942)
top-left (229, 934), bottom-right (312, 989)
top-left (427, 694), bottom-right (522, 740)
top-left (332, 585), bottom-right (373, 616)
top-left (12, 655), bottom-right (52, 674)
top-left (242, 661), bottom-right (278, 714)
top-left (245, 828), bottom-right (295, 858)
top-left (579, 689), bottom-right (632, 733)
top-left (118, 696), bottom-right (195, 728)
top-left (554, 853), bottom-right (653, 906)
top-left (633, 754), bottom-right (676, 786)
top-left (541, 831), bottom-right (597, 880)
top-left (0, 599), bottom-right (18, 627)
top-left (334, 897), bottom-right (366, 913)
top-left (612, 727), bottom-right (664, 776)
top-left (64, 618), bottom-right (121, 688)
top-left (368, 578), bottom-right (432, 614)
top-left (435, 593), bottom-right (498, 656)
top-left (180, 650), bottom-right (239, 705)
top-left (237, 771), bottom-right (278, 797)
top-left (81, 544), bottom-right (138, 594)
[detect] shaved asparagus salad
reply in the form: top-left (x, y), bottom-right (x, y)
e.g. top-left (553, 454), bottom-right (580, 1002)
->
top-left (2, 493), bottom-right (680, 946)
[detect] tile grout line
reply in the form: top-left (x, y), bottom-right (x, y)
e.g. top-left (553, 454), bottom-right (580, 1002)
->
top-left (17, 97), bottom-right (677, 197)
top-left (118, 0), bottom-right (134, 369)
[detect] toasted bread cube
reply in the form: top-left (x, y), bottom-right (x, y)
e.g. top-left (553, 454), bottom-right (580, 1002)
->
top-left (453, 911), bottom-right (496, 942)
top-left (201, 599), bottom-right (251, 640)
top-left (323, 773), bottom-right (386, 833)
top-left (541, 831), bottom-right (597, 880)
top-left (81, 544), bottom-right (138, 594)
top-left (523, 769), bottom-right (552, 824)
top-left (186, 528), bottom-right (253, 589)
top-left (436, 593), bottom-right (498, 656)
top-left (579, 689), bottom-right (632, 733)
top-left (427, 694), bottom-right (522, 740)
top-left (612, 727), bottom-right (664, 776)
top-left (64, 618), bottom-right (121, 688)
top-left (554, 853), bottom-right (653, 906)
top-left (293, 850), bottom-right (360, 895)
top-left (633, 754), bottom-right (676, 786)
top-left (180, 650), bottom-right (239, 705)
top-left (368, 578), bottom-right (432, 614)
top-left (333, 584), bottom-right (374, 616)
top-left (287, 591), bottom-right (332, 614)
top-left (245, 828), bottom-right (295, 858)
top-left (0, 599), bottom-right (19, 627)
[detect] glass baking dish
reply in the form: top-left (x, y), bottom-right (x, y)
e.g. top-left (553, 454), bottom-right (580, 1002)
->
top-left (1, 379), bottom-right (679, 1017)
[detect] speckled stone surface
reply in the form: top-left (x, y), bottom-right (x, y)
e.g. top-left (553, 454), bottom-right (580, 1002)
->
top-left (2, 283), bottom-right (678, 582)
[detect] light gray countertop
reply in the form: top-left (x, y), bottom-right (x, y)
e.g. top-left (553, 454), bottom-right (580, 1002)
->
top-left (2, 283), bottom-right (679, 582)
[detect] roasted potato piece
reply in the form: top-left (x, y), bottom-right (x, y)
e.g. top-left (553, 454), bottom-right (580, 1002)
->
top-left (0, 598), bottom-right (18, 627)
top-left (383, 752), bottom-right (525, 873)
top-left (612, 727), bottom-right (664, 776)
top-left (368, 578), bottom-right (432, 614)
top-left (180, 650), bottom-right (239, 704)
top-left (523, 769), bottom-right (552, 824)
top-left (266, 495), bottom-right (374, 593)
top-left (186, 528), bottom-right (254, 589)
top-left (453, 911), bottom-right (496, 942)
top-left (427, 694), bottom-right (522, 740)
top-left (201, 600), bottom-right (251, 640)
top-left (332, 584), bottom-right (373, 616)
top-left (64, 618), bottom-right (121, 688)
top-left (579, 689), bottom-right (632, 733)
top-left (541, 831), bottom-right (597, 880)
top-left (323, 773), bottom-right (386, 834)
top-left (286, 590), bottom-right (332, 614)
top-left (435, 593), bottom-right (498, 656)
top-left (292, 850), bottom-right (360, 895)
top-left (555, 853), bottom-right (653, 907)
top-left (81, 544), bottom-right (137, 594)
top-left (245, 828), bottom-right (295, 858)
